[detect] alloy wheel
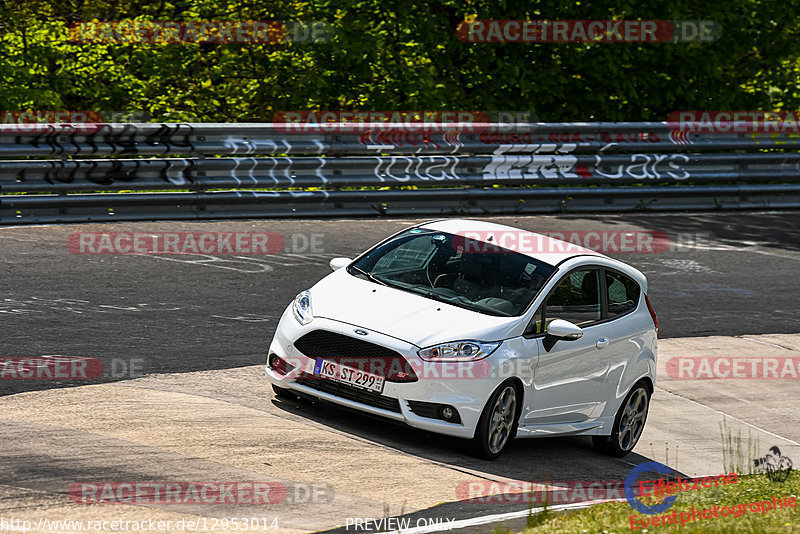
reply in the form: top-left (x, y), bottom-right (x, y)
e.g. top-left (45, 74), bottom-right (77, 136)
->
top-left (487, 386), bottom-right (517, 454)
top-left (617, 388), bottom-right (648, 451)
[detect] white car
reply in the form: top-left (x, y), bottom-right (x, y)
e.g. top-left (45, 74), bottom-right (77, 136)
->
top-left (265, 219), bottom-right (658, 459)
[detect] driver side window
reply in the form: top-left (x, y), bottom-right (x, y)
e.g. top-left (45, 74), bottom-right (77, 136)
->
top-left (542, 268), bottom-right (601, 329)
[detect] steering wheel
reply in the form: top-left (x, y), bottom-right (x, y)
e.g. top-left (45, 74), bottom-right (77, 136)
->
top-left (433, 273), bottom-right (457, 288)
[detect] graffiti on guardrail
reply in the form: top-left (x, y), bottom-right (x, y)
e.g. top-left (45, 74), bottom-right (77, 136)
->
top-left (374, 155), bottom-right (463, 181)
top-left (0, 123), bottom-right (198, 157)
top-left (3, 122), bottom-right (800, 222)
top-left (358, 129), bottom-right (465, 152)
top-left (482, 143), bottom-right (578, 180)
top-left (594, 154), bottom-right (690, 180)
top-left (0, 152), bottom-right (726, 187)
top-left (10, 152), bottom-right (692, 188)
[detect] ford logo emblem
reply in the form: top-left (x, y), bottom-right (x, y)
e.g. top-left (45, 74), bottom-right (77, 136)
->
top-left (354, 329), bottom-right (368, 336)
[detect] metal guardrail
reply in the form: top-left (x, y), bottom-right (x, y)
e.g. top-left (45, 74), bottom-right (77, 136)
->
top-left (2, 122), bottom-right (800, 223)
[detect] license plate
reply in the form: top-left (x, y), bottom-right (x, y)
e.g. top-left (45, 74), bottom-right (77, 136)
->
top-left (314, 359), bottom-right (385, 393)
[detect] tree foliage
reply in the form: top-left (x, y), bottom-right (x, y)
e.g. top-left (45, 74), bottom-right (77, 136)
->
top-left (1, 0), bottom-right (799, 121)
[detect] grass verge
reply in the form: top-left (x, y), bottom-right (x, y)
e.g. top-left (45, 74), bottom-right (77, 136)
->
top-left (510, 471), bottom-right (798, 533)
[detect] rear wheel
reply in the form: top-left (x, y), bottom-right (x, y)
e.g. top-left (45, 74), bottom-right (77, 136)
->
top-left (470, 383), bottom-right (519, 460)
top-left (593, 382), bottom-right (650, 457)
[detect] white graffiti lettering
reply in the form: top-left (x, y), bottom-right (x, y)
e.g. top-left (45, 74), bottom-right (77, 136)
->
top-left (593, 153), bottom-right (690, 180)
top-left (374, 155), bottom-right (461, 182)
top-left (482, 144), bottom-right (578, 180)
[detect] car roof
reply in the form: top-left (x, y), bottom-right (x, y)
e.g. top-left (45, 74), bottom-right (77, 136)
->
top-left (419, 219), bottom-right (607, 265)
top-left (419, 218), bottom-right (607, 266)
top-left (415, 219), bottom-right (648, 291)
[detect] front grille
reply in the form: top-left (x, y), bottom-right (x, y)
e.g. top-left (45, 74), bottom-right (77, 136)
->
top-left (295, 329), bottom-right (399, 359)
top-left (296, 375), bottom-right (401, 413)
top-left (293, 329), bottom-right (417, 382)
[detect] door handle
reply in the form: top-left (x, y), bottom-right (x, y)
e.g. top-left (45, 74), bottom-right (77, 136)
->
top-left (596, 338), bottom-right (609, 349)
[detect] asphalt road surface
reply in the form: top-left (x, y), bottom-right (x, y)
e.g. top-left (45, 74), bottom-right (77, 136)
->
top-left (1, 211), bottom-right (799, 532)
top-left (2, 211), bottom-right (799, 397)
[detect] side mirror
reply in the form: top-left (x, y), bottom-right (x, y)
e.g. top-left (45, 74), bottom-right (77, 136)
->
top-left (329, 257), bottom-right (352, 271)
top-left (546, 319), bottom-right (584, 340)
top-left (543, 319), bottom-right (583, 351)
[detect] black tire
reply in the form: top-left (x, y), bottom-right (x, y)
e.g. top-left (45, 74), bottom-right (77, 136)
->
top-left (470, 382), bottom-right (519, 460)
top-left (272, 384), bottom-right (294, 399)
top-left (593, 381), bottom-right (650, 457)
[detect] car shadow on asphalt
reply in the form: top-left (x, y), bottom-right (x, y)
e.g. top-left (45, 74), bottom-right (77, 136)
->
top-left (270, 392), bottom-right (683, 484)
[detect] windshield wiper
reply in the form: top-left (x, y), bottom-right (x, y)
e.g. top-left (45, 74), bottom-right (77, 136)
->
top-left (402, 285), bottom-right (451, 303)
top-left (350, 265), bottom-right (389, 286)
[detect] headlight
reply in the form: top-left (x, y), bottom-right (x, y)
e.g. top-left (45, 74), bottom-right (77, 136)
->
top-left (292, 291), bottom-right (313, 325)
top-left (418, 340), bottom-right (500, 362)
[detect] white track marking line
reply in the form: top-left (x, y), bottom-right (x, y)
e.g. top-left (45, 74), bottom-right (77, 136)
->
top-left (655, 386), bottom-right (800, 446)
top-left (740, 336), bottom-right (798, 351)
top-left (375, 499), bottom-right (625, 534)
top-left (0, 225), bottom-right (55, 230)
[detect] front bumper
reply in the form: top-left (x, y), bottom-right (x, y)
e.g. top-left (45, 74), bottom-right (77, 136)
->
top-left (264, 308), bottom-right (507, 439)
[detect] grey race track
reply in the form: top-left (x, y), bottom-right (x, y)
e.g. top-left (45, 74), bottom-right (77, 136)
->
top-left (1, 211), bottom-right (799, 397)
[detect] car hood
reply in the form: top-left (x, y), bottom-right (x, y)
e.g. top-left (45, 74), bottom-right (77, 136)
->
top-left (309, 269), bottom-right (523, 347)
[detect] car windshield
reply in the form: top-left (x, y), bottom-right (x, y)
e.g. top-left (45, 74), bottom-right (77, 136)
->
top-left (348, 228), bottom-right (556, 317)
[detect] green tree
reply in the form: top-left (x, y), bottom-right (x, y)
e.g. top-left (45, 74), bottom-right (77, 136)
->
top-left (1, 0), bottom-right (798, 122)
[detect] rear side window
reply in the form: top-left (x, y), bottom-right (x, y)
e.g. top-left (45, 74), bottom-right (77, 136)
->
top-left (526, 266), bottom-right (641, 335)
top-left (606, 270), bottom-right (640, 318)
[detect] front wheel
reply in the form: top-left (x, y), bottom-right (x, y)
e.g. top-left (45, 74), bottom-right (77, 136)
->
top-left (470, 383), bottom-right (519, 460)
top-left (593, 382), bottom-right (650, 457)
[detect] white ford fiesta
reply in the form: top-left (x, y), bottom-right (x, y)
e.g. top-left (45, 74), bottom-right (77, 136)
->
top-left (265, 219), bottom-right (658, 459)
